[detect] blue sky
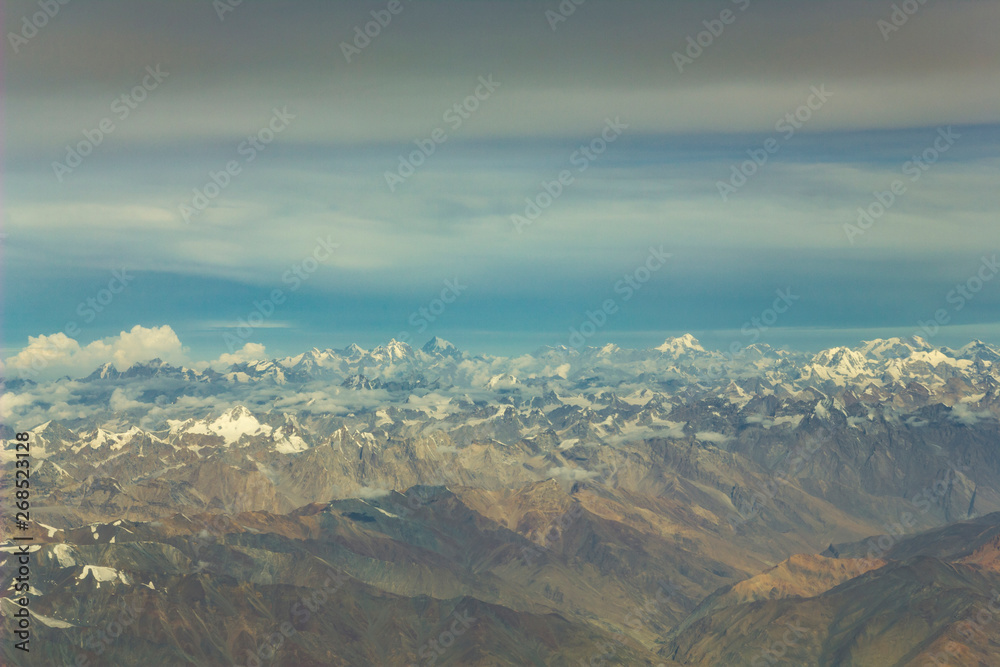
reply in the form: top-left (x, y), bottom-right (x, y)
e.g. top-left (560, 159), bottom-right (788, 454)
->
top-left (3, 0), bottom-right (999, 367)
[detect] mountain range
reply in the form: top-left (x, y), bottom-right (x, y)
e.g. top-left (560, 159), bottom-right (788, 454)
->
top-left (2, 335), bottom-right (999, 665)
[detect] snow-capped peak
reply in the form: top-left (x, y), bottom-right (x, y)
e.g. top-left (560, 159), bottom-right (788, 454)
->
top-left (655, 334), bottom-right (705, 355)
top-left (955, 339), bottom-right (1000, 362)
top-left (369, 340), bottom-right (413, 363)
top-left (91, 362), bottom-right (120, 380)
top-left (172, 406), bottom-right (271, 445)
top-left (857, 337), bottom-right (929, 360)
top-left (422, 337), bottom-right (458, 355)
top-left (804, 347), bottom-right (870, 384)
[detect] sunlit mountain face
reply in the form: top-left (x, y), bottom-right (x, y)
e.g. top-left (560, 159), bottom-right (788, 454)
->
top-left (5, 0), bottom-right (999, 664)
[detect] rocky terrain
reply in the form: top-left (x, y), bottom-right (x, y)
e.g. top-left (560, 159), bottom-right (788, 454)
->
top-left (2, 335), bottom-right (999, 665)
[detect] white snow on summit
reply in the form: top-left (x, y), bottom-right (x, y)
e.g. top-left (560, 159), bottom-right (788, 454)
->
top-left (655, 334), bottom-right (705, 355)
top-left (172, 406), bottom-right (271, 445)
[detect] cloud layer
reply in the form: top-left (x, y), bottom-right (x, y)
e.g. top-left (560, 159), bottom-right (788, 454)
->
top-left (2, 325), bottom-right (266, 381)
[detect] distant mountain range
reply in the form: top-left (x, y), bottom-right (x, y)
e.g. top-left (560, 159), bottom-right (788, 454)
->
top-left (8, 334), bottom-right (997, 394)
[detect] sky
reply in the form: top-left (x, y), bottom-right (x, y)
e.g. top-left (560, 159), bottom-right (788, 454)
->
top-left (3, 0), bottom-right (999, 371)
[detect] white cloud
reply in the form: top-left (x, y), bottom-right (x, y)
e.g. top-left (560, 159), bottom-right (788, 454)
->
top-left (355, 487), bottom-right (390, 499)
top-left (950, 402), bottom-right (991, 426)
top-left (109, 387), bottom-right (146, 413)
top-left (548, 466), bottom-right (598, 482)
top-left (0, 380), bottom-right (89, 425)
top-left (4, 325), bottom-right (187, 381)
top-left (696, 431), bottom-right (731, 444)
top-left (201, 343), bottom-right (268, 370)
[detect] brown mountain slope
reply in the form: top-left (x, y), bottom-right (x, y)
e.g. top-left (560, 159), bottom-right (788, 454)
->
top-left (663, 515), bottom-right (1000, 666)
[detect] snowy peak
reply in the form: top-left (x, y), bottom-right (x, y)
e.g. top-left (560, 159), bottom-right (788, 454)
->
top-left (742, 343), bottom-right (780, 360)
top-left (271, 422), bottom-right (310, 454)
top-left (122, 359), bottom-right (184, 379)
top-left (421, 337), bottom-right (458, 356)
top-left (811, 347), bottom-right (868, 373)
top-left (368, 339), bottom-right (413, 363)
top-left (75, 426), bottom-right (154, 453)
top-left (802, 347), bottom-right (871, 385)
top-left (955, 340), bottom-right (1000, 362)
top-left (857, 337), bottom-right (930, 360)
top-left (229, 406), bottom-right (253, 420)
top-left (655, 334), bottom-right (705, 356)
top-left (85, 362), bottom-right (122, 381)
top-left (280, 347), bottom-right (338, 371)
top-left (340, 343), bottom-right (367, 360)
top-left (171, 406), bottom-right (271, 445)
top-left (24, 421), bottom-right (78, 449)
top-left (158, 407), bottom-right (316, 453)
top-left (224, 360), bottom-right (292, 384)
top-left (83, 359), bottom-right (179, 381)
top-left (342, 374), bottom-right (381, 390)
